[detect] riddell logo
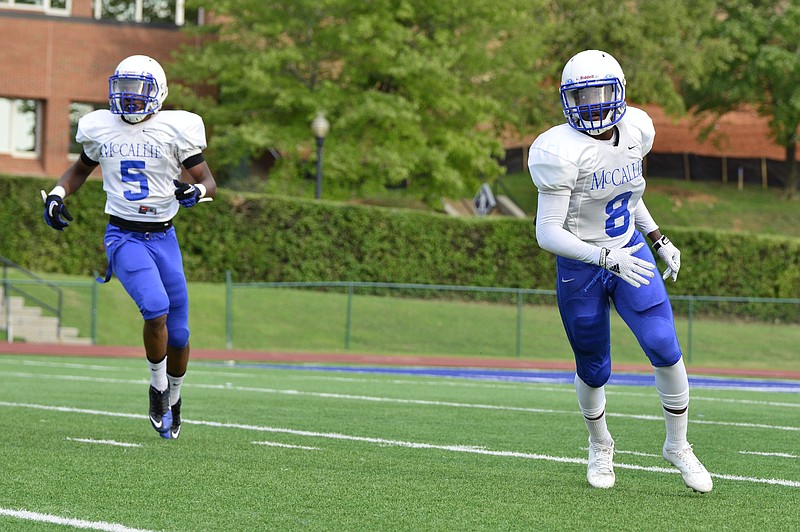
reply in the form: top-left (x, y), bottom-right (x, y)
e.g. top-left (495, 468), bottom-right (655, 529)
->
top-left (578, 75), bottom-right (596, 80)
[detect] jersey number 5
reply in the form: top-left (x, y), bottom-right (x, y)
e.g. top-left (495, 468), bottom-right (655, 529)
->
top-left (121, 160), bottom-right (149, 201)
top-left (605, 191), bottom-right (632, 237)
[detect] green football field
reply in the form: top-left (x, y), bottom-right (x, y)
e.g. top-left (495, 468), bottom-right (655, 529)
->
top-left (0, 354), bottom-right (798, 531)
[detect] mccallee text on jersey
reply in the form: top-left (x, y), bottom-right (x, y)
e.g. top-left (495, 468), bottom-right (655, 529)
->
top-left (100, 142), bottom-right (164, 159)
top-left (590, 159), bottom-right (642, 190)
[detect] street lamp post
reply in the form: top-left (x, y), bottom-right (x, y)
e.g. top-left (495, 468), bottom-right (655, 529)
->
top-left (311, 112), bottom-right (331, 199)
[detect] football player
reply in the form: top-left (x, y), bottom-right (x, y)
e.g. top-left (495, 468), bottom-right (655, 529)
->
top-left (41, 55), bottom-right (216, 440)
top-left (528, 50), bottom-right (712, 492)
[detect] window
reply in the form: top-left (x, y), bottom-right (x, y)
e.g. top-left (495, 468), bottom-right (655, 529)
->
top-left (0, 1), bottom-right (70, 15)
top-left (94, 0), bottom-right (187, 25)
top-left (0, 98), bottom-right (40, 158)
top-left (68, 102), bottom-right (103, 156)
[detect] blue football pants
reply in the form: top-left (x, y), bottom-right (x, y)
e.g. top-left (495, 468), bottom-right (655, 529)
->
top-left (103, 224), bottom-right (190, 348)
top-left (555, 231), bottom-right (682, 388)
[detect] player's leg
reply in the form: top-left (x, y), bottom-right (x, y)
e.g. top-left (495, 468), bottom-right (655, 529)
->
top-left (654, 359), bottom-right (713, 492)
top-left (155, 228), bottom-right (190, 439)
top-left (107, 227), bottom-right (172, 437)
top-left (166, 343), bottom-right (187, 439)
top-left (556, 257), bottom-right (615, 488)
top-left (613, 270), bottom-right (712, 492)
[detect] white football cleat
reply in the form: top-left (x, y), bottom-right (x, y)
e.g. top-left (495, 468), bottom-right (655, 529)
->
top-left (587, 439), bottom-right (615, 489)
top-left (663, 444), bottom-right (713, 493)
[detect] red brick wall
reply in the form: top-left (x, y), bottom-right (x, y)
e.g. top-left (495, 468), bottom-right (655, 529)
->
top-left (0, 1), bottom-right (193, 178)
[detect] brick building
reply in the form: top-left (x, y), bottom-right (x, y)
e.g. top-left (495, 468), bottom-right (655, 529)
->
top-left (0, 0), bottom-right (198, 178)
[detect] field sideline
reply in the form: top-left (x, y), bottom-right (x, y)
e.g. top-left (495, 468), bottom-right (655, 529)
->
top-left (2, 341), bottom-right (799, 380)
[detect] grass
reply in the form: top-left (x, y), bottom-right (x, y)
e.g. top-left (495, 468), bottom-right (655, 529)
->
top-left (4, 274), bottom-right (800, 373)
top-left (496, 172), bottom-right (800, 237)
top-left (0, 354), bottom-right (797, 531)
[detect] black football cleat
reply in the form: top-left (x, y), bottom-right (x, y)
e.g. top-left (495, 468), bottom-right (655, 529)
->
top-left (169, 397), bottom-right (182, 440)
top-left (148, 386), bottom-right (172, 439)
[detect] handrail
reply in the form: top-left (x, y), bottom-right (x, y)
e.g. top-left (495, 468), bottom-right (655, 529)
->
top-left (493, 179), bottom-right (529, 215)
top-left (1, 256), bottom-right (63, 340)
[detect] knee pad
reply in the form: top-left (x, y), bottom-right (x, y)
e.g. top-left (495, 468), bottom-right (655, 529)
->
top-left (639, 317), bottom-right (681, 366)
top-left (577, 362), bottom-right (611, 388)
top-left (167, 326), bottom-right (190, 348)
top-left (140, 292), bottom-right (170, 321)
top-left (568, 311), bottom-right (612, 388)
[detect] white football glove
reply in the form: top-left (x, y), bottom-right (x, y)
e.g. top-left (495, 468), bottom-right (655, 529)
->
top-left (653, 235), bottom-right (681, 282)
top-left (599, 243), bottom-right (656, 288)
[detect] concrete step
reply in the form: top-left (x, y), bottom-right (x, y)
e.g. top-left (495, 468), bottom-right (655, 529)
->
top-left (496, 195), bottom-right (528, 219)
top-left (0, 297), bottom-right (92, 345)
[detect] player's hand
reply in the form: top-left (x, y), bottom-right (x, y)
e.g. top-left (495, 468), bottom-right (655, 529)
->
top-left (599, 243), bottom-right (656, 288)
top-left (653, 235), bottom-right (681, 282)
top-left (40, 189), bottom-right (73, 231)
top-left (173, 179), bottom-right (208, 208)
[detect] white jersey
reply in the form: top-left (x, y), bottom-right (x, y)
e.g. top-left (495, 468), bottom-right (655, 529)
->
top-left (528, 106), bottom-right (655, 249)
top-left (77, 109), bottom-right (207, 222)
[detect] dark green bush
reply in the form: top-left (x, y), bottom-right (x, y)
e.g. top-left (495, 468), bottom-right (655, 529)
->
top-left (3, 174), bottom-right (799, 317)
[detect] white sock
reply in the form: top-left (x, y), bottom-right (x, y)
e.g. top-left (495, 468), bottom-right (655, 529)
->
top-left (654, 359), bottom-right (690, 450)
top-left (168, 373), bottom-right (184, 407)
top-left (663, 409), bottom-right (689, 451)
top-left (574, 374), bottom-right (613, 445)
top-left (148, 358), bottom-right (168, 391)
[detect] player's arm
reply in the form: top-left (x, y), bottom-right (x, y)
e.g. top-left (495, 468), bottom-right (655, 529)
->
top-left (41, 151), bottom-right (98, 230)
top-left (173, 154), bottom-right (217, 207)
top-left (536, 193), bottom-right (655, 288)
top-left (535, 192), bottom-right (602, 264)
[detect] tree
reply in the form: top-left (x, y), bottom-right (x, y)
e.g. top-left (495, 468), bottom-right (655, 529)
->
top-left (170, 0), bottom-right (548, 205)
top-left (681, 0), bottom-right (800, 198)
top-left (541, 0), bottom-right (715, 115)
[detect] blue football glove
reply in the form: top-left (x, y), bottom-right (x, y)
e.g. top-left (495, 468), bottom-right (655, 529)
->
top-left (41, 189), bottom-right (73, 231)
top-left (173, 179), bottom-right (205, 208)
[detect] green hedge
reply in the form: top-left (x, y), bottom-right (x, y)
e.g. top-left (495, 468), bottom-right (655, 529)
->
top-left (3, 175), bottom-right (799, 303)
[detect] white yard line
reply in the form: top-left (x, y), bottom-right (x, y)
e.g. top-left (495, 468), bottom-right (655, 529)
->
top-left (0, 359), bottom-right (125, 372)
top-left (65, 437), bottom-right (142, 448)
top-left (252, 441), bottom-right (322, 451)
top-left (739, 451), bottom-right (798, 458)
top-left (0, 508), bottom-right (154, 532)
top-left (1, 371), bottom-right (800, 431)
top-left (1, 401), bottom-right (799, 489)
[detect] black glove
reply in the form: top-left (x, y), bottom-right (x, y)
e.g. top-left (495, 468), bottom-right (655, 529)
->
top-left (41, 190), bottom-right (73, 231)
top-left (173, 179), bottom-right (202, 208)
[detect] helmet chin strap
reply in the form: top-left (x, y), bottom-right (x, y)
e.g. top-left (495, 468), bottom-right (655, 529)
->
top-left (587, 125), bottom-right (613, 136)
top-left (121, 114), bottom-right (149, 125)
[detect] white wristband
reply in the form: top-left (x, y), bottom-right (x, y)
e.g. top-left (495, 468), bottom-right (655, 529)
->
top-left (195, 183), bottom-right (207, 198)
top-left (48, 185), bottom-right (66, 199)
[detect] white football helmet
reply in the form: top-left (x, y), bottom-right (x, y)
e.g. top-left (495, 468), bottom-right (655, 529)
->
top-left (108, 55), bottom-right (168, 124)
top-left (560, 50), bottom-right (626, 135)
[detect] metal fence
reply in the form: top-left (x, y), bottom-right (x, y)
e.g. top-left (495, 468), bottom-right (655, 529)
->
top-left (2, 275), bottom-right (798, 367)
top-left (225, 277), bottom-right (800, 364)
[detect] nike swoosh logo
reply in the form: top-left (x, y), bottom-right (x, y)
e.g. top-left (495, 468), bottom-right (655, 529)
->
top-left (561, 278), bottom-right (575, 283)
top-left (171, 426), bottom-right (181, 438)
top-left (149, 415), bottom-right (163, 429)
top-left (628, 145), bottom-right (636, 150)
